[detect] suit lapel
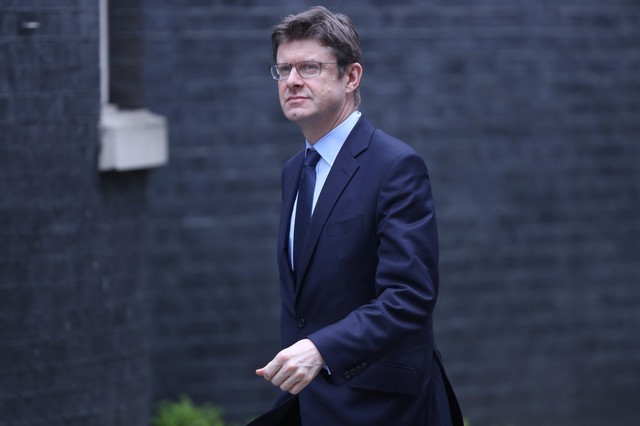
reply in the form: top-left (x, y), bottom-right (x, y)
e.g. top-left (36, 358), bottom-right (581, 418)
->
top-left (279, 152), bottom-right (305, 289)
top-left (295, 118), bottom-right (374, 293)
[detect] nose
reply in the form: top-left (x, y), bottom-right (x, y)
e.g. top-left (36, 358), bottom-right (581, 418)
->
top-left (285, 66), bottom-right (304, 88)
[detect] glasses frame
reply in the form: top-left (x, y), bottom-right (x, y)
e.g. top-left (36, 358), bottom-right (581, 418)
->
top-left (269, 61), bottom-right (338, 81)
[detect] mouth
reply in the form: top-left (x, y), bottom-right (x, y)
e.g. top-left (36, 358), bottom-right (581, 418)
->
top-left (286, 96), bottom-right (308, 103)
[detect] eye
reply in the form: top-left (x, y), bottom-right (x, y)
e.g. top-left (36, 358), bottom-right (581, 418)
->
top-left (279, 64), bottom-right (292, 73)
top-left (301, 62), bottom-right (320, 72)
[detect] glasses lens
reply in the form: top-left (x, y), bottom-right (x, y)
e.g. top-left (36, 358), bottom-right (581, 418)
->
top-left (270, 62), bottom-right (325, 80)
top-left (272, 64), bottom-right (292, 80)
top-left (297, 62), bottom-right (321, 78)
top-left (270, 65), bottom-right (280, 80)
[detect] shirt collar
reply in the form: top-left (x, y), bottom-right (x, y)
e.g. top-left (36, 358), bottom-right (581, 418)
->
top-left (305, 111), bottom-right (361, 167)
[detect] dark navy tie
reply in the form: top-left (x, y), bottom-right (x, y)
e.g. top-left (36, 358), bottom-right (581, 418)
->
top-left (294, 149), bottom-right (321, 273)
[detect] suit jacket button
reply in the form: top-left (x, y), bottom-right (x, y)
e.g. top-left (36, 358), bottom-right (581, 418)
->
top-left (297, 318), bottom-right (305, 328)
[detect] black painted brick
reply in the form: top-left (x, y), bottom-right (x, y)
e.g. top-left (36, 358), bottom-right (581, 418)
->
top-left (2, 2), bottom-right (640, 426)
top-left (0, 1), bottom-right (152, 425)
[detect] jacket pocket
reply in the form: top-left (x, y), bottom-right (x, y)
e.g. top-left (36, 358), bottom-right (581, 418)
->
top-left (326, 215), bottom-right (363, 237)
top-left (349, 363), bottom-right (419, 396)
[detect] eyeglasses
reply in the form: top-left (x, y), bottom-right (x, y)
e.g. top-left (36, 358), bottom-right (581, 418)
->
top-left (269, 61), bottom-right (337, 80)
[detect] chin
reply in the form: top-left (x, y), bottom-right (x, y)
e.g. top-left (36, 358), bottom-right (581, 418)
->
top-left (285, 109), bottom-right (311, 123)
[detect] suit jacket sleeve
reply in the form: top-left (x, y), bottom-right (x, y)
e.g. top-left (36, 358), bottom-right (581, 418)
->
top-left (307, 149), bottom-right (439, 386)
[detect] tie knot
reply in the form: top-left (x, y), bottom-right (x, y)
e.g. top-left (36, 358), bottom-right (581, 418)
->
top-left (304, 149), bottom-right (322, 167)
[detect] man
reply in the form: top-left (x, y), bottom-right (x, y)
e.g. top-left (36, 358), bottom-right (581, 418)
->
top-left (252, 6), bottom-right (462, 426)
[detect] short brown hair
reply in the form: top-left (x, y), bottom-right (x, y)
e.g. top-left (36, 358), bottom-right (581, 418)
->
top-left (272, 6), bottom-right (362, 104)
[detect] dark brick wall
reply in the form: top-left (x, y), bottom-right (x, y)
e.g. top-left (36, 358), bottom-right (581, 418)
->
top-left (2, 1), bottom-right (639, 426)
top-left (0, 1), bottom-right (152, 425)
top-left (142, 2), bottom-right (640, 425)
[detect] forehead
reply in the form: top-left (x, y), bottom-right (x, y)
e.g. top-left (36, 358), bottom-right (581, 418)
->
top-left (276, 39), bottom-right (335, 63)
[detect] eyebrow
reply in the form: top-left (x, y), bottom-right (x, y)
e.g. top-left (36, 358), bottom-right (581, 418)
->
top-left (277, 58), bottom-right (325, 63)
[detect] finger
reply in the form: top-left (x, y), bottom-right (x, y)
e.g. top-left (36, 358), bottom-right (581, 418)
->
top-left (289, 378), bottom-right (308, 395)
top-left (279, 379), bottom-right (292, 392)
top-left (256, 367), bottom-right (272, 381)
top-left (271, 368), bottom-right (291, 387)
top-left (259, 359), bottom-right (283, 382)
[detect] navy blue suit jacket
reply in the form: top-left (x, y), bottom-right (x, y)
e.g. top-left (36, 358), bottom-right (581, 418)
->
top-left (252, 117), bottom-right (461, 426)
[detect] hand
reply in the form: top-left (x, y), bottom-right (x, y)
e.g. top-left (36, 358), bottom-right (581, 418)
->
top-left (256, 339), bottom-right (324, 394)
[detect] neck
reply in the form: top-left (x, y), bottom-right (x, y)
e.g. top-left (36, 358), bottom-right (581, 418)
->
top-left (300, 104), bottom-right (357, 145)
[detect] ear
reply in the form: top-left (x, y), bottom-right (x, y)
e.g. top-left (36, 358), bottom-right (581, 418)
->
top-left (344, 62), bottom-right (363, 94)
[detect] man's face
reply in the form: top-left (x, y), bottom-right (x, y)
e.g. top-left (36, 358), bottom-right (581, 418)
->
top-left (276, 39), bottom-right (352, 129)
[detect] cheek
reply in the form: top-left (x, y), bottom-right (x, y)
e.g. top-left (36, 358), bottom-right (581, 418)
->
top-left (315, 85), bottom-right (341, 105)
